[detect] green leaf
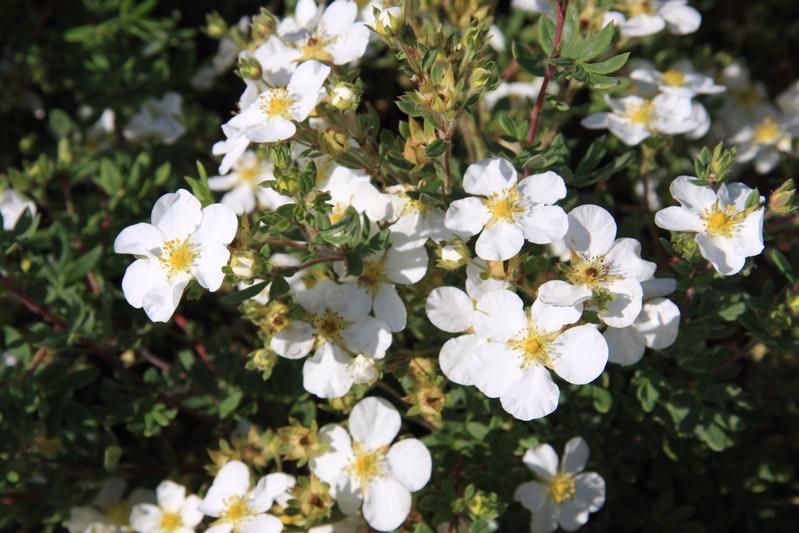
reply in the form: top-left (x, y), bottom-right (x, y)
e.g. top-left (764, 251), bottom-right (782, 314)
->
top-left (62, 246), bottom-right (103, 284)
top-left (537, 15), bottom-right (556, 54)
top-left (768, 248), bottom-right (797, 283)
top-left (582, 52), bottom-right (630, 74)
top-left (512, 41), bottom-right (545, 76)
top-left (184, 171), bottom-right (213, 206)
top-left (219, 389), bottom-right (243, 418)
top-left (718, 301), bottom-right (747, 321)
top-left (559, 3), bottom-right (581, 57)
top-left (425, 139), bottom-right (447, 158)
top-left (104, 446), bottom-right (122, 472)
top-left (268, 276), bottom-right (290, 300)
top-left (568, 22), bottom-right (616, 60)
top-left (592, 386), bottom-right (613, 413)
top-left (48, 109), bottom-right (75, 139)
top-left (635, 376), bottom-right (660, 413)
top-left (222, 281), bottom-right (269, 305)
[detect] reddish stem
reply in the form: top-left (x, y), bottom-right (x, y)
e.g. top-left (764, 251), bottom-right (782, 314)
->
top-left (0, 276), bottom-right (66, 331)
top-left (525, 0), bottom-right (569, 147)
top-left (174, 314), bottom-right (216, 373)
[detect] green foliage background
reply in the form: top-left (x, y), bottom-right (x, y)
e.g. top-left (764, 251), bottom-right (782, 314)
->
top-left (1, 0), bottom-right (798, 531)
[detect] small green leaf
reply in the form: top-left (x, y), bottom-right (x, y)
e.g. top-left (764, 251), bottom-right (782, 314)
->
top-left (104, 446), bottom-right (122, 472)
top-left (537, 15), bottom-right (556, 54)
top-left (425, 139), bottom-right (447, 158)
top-left (569, 22), bottom-right (616, 60)
top-left (63, 246), bottom-right (103, 284)
top-left (268, 276), bottom-right (290, 300)
top-left (582, 52), bottom-right (630, 74)
top-left (222, 281), bottom-right (269, 305)
top-left (768, 248), bottom-right (797, 283)
top-left (219, 389), bottom-right (243, 418)
top-left (512, 41), bottom-right (545, 76)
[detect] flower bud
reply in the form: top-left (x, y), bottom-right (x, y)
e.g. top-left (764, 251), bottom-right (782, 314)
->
top-left (249, 348), bottom-right (278, 376)
top-left (469, 67), bottom-right (491, 91)
top-left (329, 83), bottom-right (360, 111)
top-left (205, 12), bottom-right (227, 38)
top-left (231, 251), bottom-right (256, 279)
top-left (251, 8), bottom-right (277, 39)
top-left (236, 56), bottom-right (263, 81)
top-left (769, 178), bottom-right (797, 216)
top-left (436, 240), bottom-right (470, 270)
top-left (374, 6), bottom-right (402, 37)
top-left (321, 128), bottom-right (349, 155)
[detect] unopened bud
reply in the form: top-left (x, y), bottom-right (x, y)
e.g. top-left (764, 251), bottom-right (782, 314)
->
top-left (470, 67), bottom-right (491, 91)
top-left (769, 178), bottom-right (797, 216)
top-left (251, 8), bottom-right (277, 39)
top-left (236, 56), bottom-right (263, 81)
top-left (374, 6), bottom-right (402, 37)
top-left (205, 12), bottom-right (227, 38)
top-left (329, 83), bottom-right (360, 111)
top-left (231, 251), bottom-right (256, 279)
top-left (436, 240), bottom-right (470, 270)
top-left (321, 128), bottom-right (348, 155)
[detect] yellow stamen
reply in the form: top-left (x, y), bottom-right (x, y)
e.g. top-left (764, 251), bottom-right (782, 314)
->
top-left (510, 326), bottom-right (557, 369)
top-left (703, 205), bottom-right (745, 237)
top-left (299, 36), bottom-right (334, 62)
top-left (313, 310), bottom-right (346, 340)
top-left (624, 0), bottom-right (656, 17)
top-left (160, 239), bottom-right (197, 276)
top-left (627, 100), bottom-right (654, 126)
top-left (661, 69), bottom-right (685, 87)
top-left (752, 117), bottom-right (781, 145)
top-left (548, 472), bottom-right (577, 504)
top-left (347, 442), bottom-right (387, 490)
top-left (358, 259), bottom-right (384, 289)
top-left (566, 254), bottom-right (611, 288)
top-left (238, 165), bottom-right (260, 185)
top-left (260, 89), bottom-right (294, 119)
top-left (159, 512), bottom-right (182, 531)
top-left (219, 497), bottom-right (251, 524)
top-left (484, 186), bottom-right (525, 226)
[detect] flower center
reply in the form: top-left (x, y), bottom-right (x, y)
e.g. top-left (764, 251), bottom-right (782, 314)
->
top-left (510, 326), bottom-right (556, 369)
top-left (624, 0), bottom-right (656, 17)
top-left (260, 89), bottom-right (294, 119)
top-left (329, 202), bottom-right (348, 224)
top-left (238, 165), bottom-right (261, 185)
top-left (548, 472), bottom-right (577, 504)
top-left (313, 310), bottom-right (346, 340)
top-left (661, 69), bottom-right (685, 86)
top-left (703, 205), bottom-right (744, 237)
top-left (220, 497), bottom-right (251, 524)
top-left (753, 117), bottom-right (781, 145)
top-left (159, 512), bottom-right (182, 531)
top-left (566, 255), bottom-right (609, 288)
top-left (160, 239), bottom-right (197, 276)
top-left (358, 259), bottom-right (384, 289)
top-left (299, 34), bottom-right (334, 62)
top-left (626, 100), bottom-right (654, 126)
top-left (484, 186), bottom-right (525, 225)
top-left (347, 442), bottom-right (387, 490)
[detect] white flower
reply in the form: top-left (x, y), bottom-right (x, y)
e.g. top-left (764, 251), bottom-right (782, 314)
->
top-left (329, 83), bottom-right (359, 110)
top-left (511, 0), bottom-right (553, 14)
top-left (604, 0), bottom-right (701, 37)
top-left (469, 290), bottom-right (608, 420)
top-left (425, 261), bottom-right (510, 385)
top-left (655, 176), bottom-right (765, 275)
top-left (270, 280), bottom-right (392, 398)
top-left (581, 93), bottom-right (699, 146)
top-left (278, 0), bottom-right (370, 65)
top-left (484, 80), bottom-right (546, 111)
top-left (123, 92), bottom-right (185, 145)
top-left (129, 480), bottom-right (203, 533)
top-left (730, 113), bottom-right (796, 174)
top-left (604, 278), bottom-right (681, 366)
top-left (321, 166), bottom-right (396, 224)
top-left (114, 189), bottom-right (238, 322)
top-left (208, 151), bottom-right (293, 215)
top-left (515, 437), bottom-right (606, 533)
top-left (538, 205), bottom-right (656, 328)
top-left (0, 188), bottom-right (36, 231)
top-left (487, 24), bottom-right (506, 52)
top-left (386, 185), bottom-right (459, 251)
top-left (310, 397), bottom-right (432, 532)
top-left (220, 60), bottom-right (330, 157)
top-left (67, 478), bottom-right (155, 533)
top-left (341, 245), bottom-right (428, 332)
top-left (198, 461), bottom-right (292, 533)
top-left (444, 157), bottom-right (568, 261)
top-left (630, 62), bottom-right (725, 98)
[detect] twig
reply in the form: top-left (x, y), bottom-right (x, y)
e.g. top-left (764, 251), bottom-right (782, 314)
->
top-left (0, 275), bottom-right (66, 331)
top-left (174, 314), bottom-right (216, 373)
top-left (525, 0), bottom-right (568, 148)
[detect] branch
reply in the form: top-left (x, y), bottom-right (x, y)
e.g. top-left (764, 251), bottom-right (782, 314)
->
top-left (525, 0), bottom-right (569, 148)
top-left (0, 275), bottom-right (66, 331)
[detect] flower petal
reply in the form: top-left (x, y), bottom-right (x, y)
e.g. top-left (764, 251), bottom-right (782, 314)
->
top-left (250, 473), bottom-right (296, 513)
top-left (500, 364), bottom-right (560, 421)
top-left (514, 481), bottom-right (548, 512)
top-left (303, 344), bottom-right (355, 399)
top-left (192, 204), bottom-right (238, 245)
top-left (387, 439), bottom-right (432, 491)
top-left (240, 514), bottom-right (284, 533)
top-left (604, 325), bottom-right (646, 366)
top-left (348, 396), bottom-right (401, 449)
top-left (636, 297), bottom-right (681, 350)
top-left (114, 223), bottom-right (164, 257)
top-left (288, 60), bottom-right (330, 120)
top-left (462, 157), bottom-right (518, 197)
top-left (472, 289), bottom-right (527, 342)
top-left (518, 171), bottom-right (567, 205)
top-left (311, 424), bottom-right (353, 484)
top-left (597, 278), bottom-right (643, 328)
top-left (270, 321), bottom-right (315, 359)
top-left (537, 280), bottom-right (592, 307)
top-left (444, 197), bottom-right (491, 237)
top-left (141, 279), bottom-right (187, 323)
top-left (374, 283), bottom-right (407, 333)
top-left (475, 221), bottom-right (525, 261)
top-left (522, 443), bottom-right (559, 480)
top-left (425, 286), bottom-right (474, 333)
top-left (696, 233), bottom-right (746, 276)
top-left (193, 243), bottom-right (230, 291)
top-left (362, 477), bottom-right (411, 532)
top-left (342, 317), bottom-right (392, 359)
top-left (199, 461), bottom-right (250, 517)
top-left (654, 206), bottom-right (704, 232)
top-left (121, 259), bottom-right (166, 309)
top-left (383, 245), bottom-right (428, 284)
top-left (151, 189), bottom-right (202, 241)
top-left (471, 342), bottom-right (524, 398)
top-left (557, 472), bottom-right (606, 530)
top-left (566, 205), bottom-right (617, 258)
top-left (530, 298), bottom-right (583, 334)
top-left (156, 480), bottom-right (186, 513)
top-left (439, 334), bottom-right (484, 385)
top-left (561, 436), bottom-right (589, 475)
top-left (518, 205), bottom-right (569, 244)
top-left (668, 176), bottom-right (716, 211)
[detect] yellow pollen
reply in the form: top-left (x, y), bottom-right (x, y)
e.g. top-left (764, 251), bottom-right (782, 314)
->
top-left (703, 205), bottom-right (743, 237)
top-left (261, 89), bottom-right (293, 119)
top-left (347, 442), bottom-right (386, 490)
top-left (753, 117), bottom-right (781, 145)
top-left (627, 100), bottom-right (654, 126)
top-left (313, 311), bottom-right (345, 340)
top-left (624, 0), bottom-right (655, 17)
top-left (661, 69), bottom-right (685, 87)
top-left (300, 35), bottom-right (334, 62)
top-left (400, 198), bottom-right (429, 217)
top-left (566, 255), bottom-right (609, 288)
top-left (329, 203), bottom-right (347, 224)
top-left (159, 512), bottom-right (182, 531)
top-left (358, 260), bottom-right (384, 289)
top-left (548, 472), bottom-right (577, 504)
top-left (484, 187), bottom-right (525, 225)
top-left (238, 165), bottom-right (260, 184)
top-left (160, 239), bottom-right (196, 276)
top-left (510, 328), bottom-right (555, 369)
top-left (220, 497), bottom-right (250, 523)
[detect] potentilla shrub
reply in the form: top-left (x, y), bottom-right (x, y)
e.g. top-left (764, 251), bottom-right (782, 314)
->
top-left (1, 0), bottom-right (798, 532)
